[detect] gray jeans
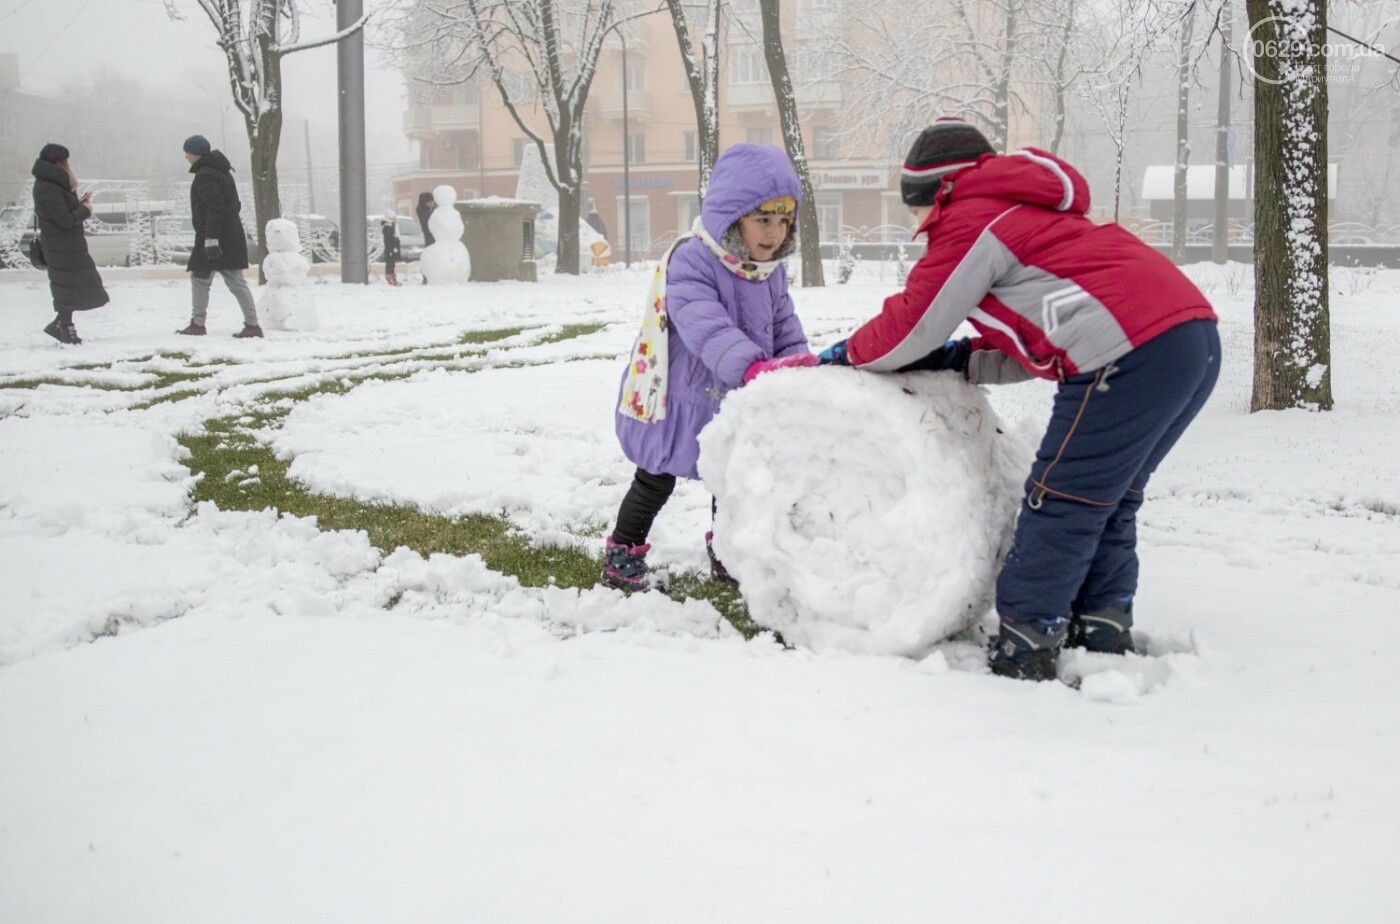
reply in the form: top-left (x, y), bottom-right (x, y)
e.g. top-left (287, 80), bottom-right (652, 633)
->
top-left (192, 269), bottom-right (259, 326)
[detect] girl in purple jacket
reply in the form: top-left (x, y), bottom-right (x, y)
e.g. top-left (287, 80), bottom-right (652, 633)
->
top-left (603, 144), bottom-right (817, 591)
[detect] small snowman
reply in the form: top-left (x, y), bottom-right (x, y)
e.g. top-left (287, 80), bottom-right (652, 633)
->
top-left (420, 184), bottom-right (471, 284)
top-left (260, 218), bottom-right (319, 331)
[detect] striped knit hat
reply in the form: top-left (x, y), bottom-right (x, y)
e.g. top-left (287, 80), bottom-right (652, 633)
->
top-left (900, 119), bottom-right (994, 206)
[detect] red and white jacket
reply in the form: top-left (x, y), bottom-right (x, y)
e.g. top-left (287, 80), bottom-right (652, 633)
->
top-left (848, 148), bottom-right (1216, 383)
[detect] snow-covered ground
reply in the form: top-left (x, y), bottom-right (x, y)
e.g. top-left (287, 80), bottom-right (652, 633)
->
top-left (1, 261), bottom-right (1396, 921)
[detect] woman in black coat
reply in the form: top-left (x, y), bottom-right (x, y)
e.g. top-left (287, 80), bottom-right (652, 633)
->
top-left (31, 143), bottom-right (109, 344)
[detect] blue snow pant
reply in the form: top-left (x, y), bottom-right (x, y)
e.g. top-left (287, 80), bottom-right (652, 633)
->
top-left (996, 318), bottom-right (1220, 630)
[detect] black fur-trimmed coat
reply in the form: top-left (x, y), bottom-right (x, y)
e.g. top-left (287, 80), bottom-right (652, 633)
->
top-left (30, 159), bottom-right (109, 312)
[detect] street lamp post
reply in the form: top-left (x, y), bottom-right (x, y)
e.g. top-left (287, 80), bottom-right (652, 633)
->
top-left (620, 30), bottom-right (631, 266)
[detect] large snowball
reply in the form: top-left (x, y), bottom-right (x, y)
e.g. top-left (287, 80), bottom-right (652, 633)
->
top-left (698, 367), bottom-right (1032, 656)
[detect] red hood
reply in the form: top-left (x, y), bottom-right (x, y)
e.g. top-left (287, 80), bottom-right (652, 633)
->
top-left (939, 147), bottom-right (1091, 217)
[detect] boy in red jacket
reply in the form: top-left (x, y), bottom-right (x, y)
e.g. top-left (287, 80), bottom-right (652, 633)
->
top-left (820, 119), bottom-right (1219, 681)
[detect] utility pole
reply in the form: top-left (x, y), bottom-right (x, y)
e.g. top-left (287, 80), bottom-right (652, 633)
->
top-left (621, 31), bottom-right (632, 267)
top-left (1212, 3), bottom-right (1233, 265)
top-left (336, 0), bottom-right (368, 283)
top-left (304, 118), bottom-right (317, 215)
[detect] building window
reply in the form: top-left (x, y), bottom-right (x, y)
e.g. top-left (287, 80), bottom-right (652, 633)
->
top-left (683, 131), bottom-right (698, 163)
top-left (625, 60), bottom-right (647, 93)
top-left (616, 196), bottom-right (651, 256)
top-left (813, 126), bottom-right (840, 161)
top-left (502, 70), bottom-right (536, 104)
top-left (816, 193), bottom-right (842, 243)
top-left (627, 133), bottom-right (646, 165)
top-left (747, 127), bottom-right (773, 146)
top-left (677, 195), bottom-right (700, 233)
top-left (729, 45), bottom-right (768, 85)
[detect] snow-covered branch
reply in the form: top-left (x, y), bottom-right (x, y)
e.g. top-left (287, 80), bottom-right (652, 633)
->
top-left (275, 12), bottom-right (371, 56)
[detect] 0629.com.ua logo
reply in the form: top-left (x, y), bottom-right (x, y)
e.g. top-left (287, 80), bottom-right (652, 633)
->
top-left (1243, 15), bottom-right (1384, 86)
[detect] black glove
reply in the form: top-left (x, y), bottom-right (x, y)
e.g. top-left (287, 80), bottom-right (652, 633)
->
top-left (897, 338), bottom-right (972, 374)
top-left (817, 340), bottom-right (850, 365)
top-left (204, 239), bottom-right (224, 261)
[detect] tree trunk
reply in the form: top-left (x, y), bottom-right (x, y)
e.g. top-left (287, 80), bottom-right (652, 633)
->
top-left (1212, 4), bottom-right (1234, 265)
top-left (1246, 0), bottom-right (1332, 411)
top-left (554, 124), bottom-right (582, 275)
top-left (1047, 0), bottom-right (1077, 156)
top-left (991, 0), bottom-right (1019, 152)
top-left (1111, 83), bottom-right (1129, 223)
top-left (667, 0), bottom-right (721, 199)
top-left (247, 108), bottom-right (282, 272)
top-left (1171, 6), bottom-right (1194, 264)
top-left (759, 0), bottom-right (824, 286)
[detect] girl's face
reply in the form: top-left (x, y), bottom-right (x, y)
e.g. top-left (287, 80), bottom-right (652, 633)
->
top-left (738, 212), bottom-right (792, 260)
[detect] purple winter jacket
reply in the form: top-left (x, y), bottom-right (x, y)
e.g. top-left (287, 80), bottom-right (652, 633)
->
top-left (615, 144), bottom-right (809, 479)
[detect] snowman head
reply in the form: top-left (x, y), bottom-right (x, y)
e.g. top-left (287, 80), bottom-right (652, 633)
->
top-left (265, 218), bottom-right (300, 253)
top-left (433, 185), bottom-right (457, 208)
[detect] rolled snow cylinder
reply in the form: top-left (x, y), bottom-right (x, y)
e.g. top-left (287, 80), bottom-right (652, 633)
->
top-left (698, 367), bottom-right (1032, 656)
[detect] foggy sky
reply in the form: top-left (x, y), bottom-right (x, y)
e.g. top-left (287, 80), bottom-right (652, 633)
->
top-left (1, 0), bottom-right (409, 158)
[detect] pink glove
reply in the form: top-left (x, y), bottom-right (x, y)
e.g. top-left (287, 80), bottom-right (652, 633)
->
top-left (742, 352), bottom-right (819, 384)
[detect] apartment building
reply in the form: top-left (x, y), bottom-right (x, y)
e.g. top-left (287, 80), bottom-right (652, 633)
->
top-left (392, 3), bottom-right (917, 260)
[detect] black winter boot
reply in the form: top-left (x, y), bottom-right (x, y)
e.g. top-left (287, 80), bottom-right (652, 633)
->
top-left (989, 618), bottom-right (1068, 682)
top-left (1067, 599), bottom-right (1136, 654)
top-left (43, 318), bottom-right (70, 343)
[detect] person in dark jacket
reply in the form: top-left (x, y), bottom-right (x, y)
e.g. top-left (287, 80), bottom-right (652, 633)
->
top-left (585, 199), bottom-right (608, 239)
top-left (31, 143), bottom-right (109, 344)
top-left (415, 191), bottom-right (436, 247)
top-left (381, 210), bottom-right (402, 285)
top-left (176, 135), bottom-right (262, 338)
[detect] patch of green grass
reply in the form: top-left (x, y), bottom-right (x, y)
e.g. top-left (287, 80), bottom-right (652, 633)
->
top-left (538, 322), bottom-right (608, 344)
top-left (180, 408), bottom-right (601, 589)
top-left (148, 370), bottom-right (217, 390)
top-left (167, 315), bottom-right (760, 634)
top-left (459, 325), bottom-right (527, 345)
top-left (665, 571), bottom-right (763, 639)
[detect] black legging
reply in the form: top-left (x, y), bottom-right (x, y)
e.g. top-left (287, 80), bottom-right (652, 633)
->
top-left (611, 468), bottom-right (677, 547)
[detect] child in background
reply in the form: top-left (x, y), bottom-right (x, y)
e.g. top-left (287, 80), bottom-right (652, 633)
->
top-left (604, 143), bottom-right (817, 591)
top-left (381, 210), bottom-right (402, 286)
top-left (820, 119), bottom-right (1219, 681)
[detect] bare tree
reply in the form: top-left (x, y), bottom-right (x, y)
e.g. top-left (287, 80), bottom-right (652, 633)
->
top-left (385, 0), bottom-right (616, 275)
top-left (1171, 2), bottom-right (1197, 263)
top-left (1026, 0), bottom-right (1087, 154)
top-left (1246, 0), bottom-right (1332, 411)
top-left (665, 0), bottom-right (722, 198)
top-left (758, 0), bottom-right (823, 286)
top-left (163, 1), bottom-right (368, 264)
top-left (1075, 0), bottom-right (1188, 221)
top-left (817, 0), bottom-right (1038, 158)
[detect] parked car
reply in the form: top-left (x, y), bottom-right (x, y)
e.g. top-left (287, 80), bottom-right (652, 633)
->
top-left (155, 214), bottom-right (197, 265)
top-left (0, 205), bottom-right (134, 268)
top-left (397, 217), bottom-right (425, 262)
top-left (368, 216), bottom-right (424, 263)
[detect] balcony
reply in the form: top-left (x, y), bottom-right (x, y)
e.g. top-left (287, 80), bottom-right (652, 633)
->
top-left (727, 83), bottom-right (775, 110)
top-left (403, 103), bottom-right (481, 138)
top-left (596, 91), bottom-right (652, 120)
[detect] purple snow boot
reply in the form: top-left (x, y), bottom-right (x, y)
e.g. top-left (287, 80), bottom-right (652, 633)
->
top-left (601, 536), bottom-right (653, 592)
